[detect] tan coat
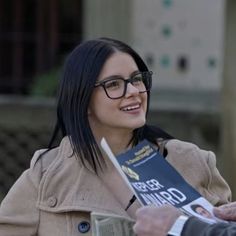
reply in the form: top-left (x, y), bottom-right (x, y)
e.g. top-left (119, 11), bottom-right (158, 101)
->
top-left (0, 137), bottom-right (231, 236)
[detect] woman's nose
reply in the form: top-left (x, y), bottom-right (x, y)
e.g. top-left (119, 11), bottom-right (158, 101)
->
top-left (124, 83), bottom-right (139, 97)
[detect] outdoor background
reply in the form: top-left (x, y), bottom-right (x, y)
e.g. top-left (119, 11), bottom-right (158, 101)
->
top-left (1, 0), bottom-right (236, 201)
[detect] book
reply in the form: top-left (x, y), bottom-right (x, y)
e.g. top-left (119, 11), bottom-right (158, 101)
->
top-left (100, 138), bottom-right (226, 225)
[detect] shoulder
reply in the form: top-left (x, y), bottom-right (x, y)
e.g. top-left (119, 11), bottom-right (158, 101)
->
top-left (29, 136), bottom-right (74, 182)
top-left (30, 147), bottom-right (59, 173)
top-left (165, 139), bottom-right (214, 162)
top-left (165, 139), bottom-right (200, 152)
top-left (164, 139), bottom-right (215, 176)
top-left (164, 139), bottom-right (208, 178)
top-left (165, 139), bottom-right (220, 172)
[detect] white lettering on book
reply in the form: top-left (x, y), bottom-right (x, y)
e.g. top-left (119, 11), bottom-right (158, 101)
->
top-left (131, 179), bottom-right (187, 206)
top-left (131, 179), bottom-right (164, 192)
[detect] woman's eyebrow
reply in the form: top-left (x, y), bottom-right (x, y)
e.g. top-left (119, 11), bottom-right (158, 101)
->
top-left (99, 75), bottom-right (122, 83)
top-left (100, 70), bottom-right (140, 82)
top-left (130, 70), bottom-right (140, 76)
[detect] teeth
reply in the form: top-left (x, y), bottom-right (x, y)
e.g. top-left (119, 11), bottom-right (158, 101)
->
top-left (122, 104), bottom-right (140, 111)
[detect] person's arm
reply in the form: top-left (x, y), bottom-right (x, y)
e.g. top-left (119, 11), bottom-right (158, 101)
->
top-left (182, 217), bottom-right (236, 236)
top-left (0, 150), bottom-right (42, 236)
top-left (133, 204), bottom-right (236, 236)
top-left (201, 149), bottom-right (232, 205)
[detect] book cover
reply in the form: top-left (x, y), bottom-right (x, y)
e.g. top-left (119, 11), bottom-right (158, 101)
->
top-left (100, 138), bottom-right (225, 224)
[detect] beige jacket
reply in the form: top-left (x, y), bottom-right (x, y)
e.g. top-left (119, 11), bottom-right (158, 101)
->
top-left (0, 137), bottom-right (231, 236)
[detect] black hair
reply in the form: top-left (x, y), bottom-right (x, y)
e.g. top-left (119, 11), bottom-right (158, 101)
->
top-left (47, 37), bottom-right (173, 172)
top-left (190, 204), bottom-right (206, 212)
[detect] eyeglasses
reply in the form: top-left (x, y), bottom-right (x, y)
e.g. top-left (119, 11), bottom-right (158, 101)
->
top-left (94, 71), bottom-right (152, 99)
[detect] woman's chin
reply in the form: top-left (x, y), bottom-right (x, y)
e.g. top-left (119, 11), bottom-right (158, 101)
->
top-left (129, 119), bottom-right (146, 129)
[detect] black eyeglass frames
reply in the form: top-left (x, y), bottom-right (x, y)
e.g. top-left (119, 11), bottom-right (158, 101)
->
top-left (94, 71), bottom-right (152, 99)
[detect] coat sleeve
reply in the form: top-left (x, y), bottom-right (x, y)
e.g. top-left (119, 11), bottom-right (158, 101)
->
top-left (0, 150), bottom-right (44, 236)
top-left (165, 139), bottom-right (231, 206)
top-left (203, 150), bottom-right (231, 205)
top-left (182, 217), bottom-right (236, 236)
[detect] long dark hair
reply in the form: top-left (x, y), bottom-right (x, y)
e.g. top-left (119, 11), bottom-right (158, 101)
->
top-left (48, 37), bottom-right (173, 172)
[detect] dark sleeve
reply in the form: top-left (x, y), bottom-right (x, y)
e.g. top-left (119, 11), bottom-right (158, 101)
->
top-left (182, 217), bottom-right (236, 236)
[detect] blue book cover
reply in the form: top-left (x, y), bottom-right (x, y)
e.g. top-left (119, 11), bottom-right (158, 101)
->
top-left (115, 139), bottom-right (199, 208)
top-left (101, 138), bottom-right (226, 224)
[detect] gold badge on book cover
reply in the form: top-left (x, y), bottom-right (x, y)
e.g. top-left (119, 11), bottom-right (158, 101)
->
top-left (121, 165), bottom-right (139, 181)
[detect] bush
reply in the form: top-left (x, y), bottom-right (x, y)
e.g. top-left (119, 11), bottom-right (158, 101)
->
top-left (30, 68), bottom-right (60, 97)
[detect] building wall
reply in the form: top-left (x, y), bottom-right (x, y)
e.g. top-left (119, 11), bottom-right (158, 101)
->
top-left (131, 0), bottom-right (225, 92)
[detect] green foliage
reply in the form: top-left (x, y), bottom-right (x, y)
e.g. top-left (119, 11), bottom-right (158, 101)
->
top-left (30, 68), bottom-right (60, 97)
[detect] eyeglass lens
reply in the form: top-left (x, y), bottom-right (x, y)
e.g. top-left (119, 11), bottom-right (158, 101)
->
top-left (103, 72), bottom-right (151, 99)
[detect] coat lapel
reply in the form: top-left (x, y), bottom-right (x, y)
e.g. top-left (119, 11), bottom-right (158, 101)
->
top-left (36, 137), bottom-right (129, 217)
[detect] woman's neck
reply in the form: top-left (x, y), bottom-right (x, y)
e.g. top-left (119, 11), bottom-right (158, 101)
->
top-left (103, 135), bottom-right (133, 155)
top-left (93, 129), bottom-right (133, 155)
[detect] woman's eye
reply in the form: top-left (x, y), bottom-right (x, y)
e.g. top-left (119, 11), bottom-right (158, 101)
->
top-left (132, 75), bottom-right (143, 84)
top-left (105, 80), bottom-right (121, 89)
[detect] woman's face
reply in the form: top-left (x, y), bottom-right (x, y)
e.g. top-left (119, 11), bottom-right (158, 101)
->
top-left (88, 52), bottom-right (148, 135)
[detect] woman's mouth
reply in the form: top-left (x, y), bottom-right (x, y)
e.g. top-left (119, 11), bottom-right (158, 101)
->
top-left (121, 104), bottom-right (141, 111)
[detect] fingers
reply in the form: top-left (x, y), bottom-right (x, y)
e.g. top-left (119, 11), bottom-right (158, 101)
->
top-left (133, 205), bottom-right (181, 236)
top-left (214, 202), bottom-right (236, 221)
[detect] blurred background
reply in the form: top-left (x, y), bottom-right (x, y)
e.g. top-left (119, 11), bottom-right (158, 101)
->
top-left (0, 0), bottom-right (236, 201)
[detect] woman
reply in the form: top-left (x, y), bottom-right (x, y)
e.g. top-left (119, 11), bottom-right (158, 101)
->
top-left (0, 38), bottom-right (231, 235)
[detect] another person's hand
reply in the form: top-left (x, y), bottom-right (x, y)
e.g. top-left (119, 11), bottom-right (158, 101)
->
top-left (214, 201), bottom-right (236, 221)
top-left (133, 205), bottom-right (182, 236)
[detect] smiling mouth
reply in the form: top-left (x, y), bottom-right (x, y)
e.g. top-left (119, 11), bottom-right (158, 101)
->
top-left (121, 104), bottom-right (141, 111)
